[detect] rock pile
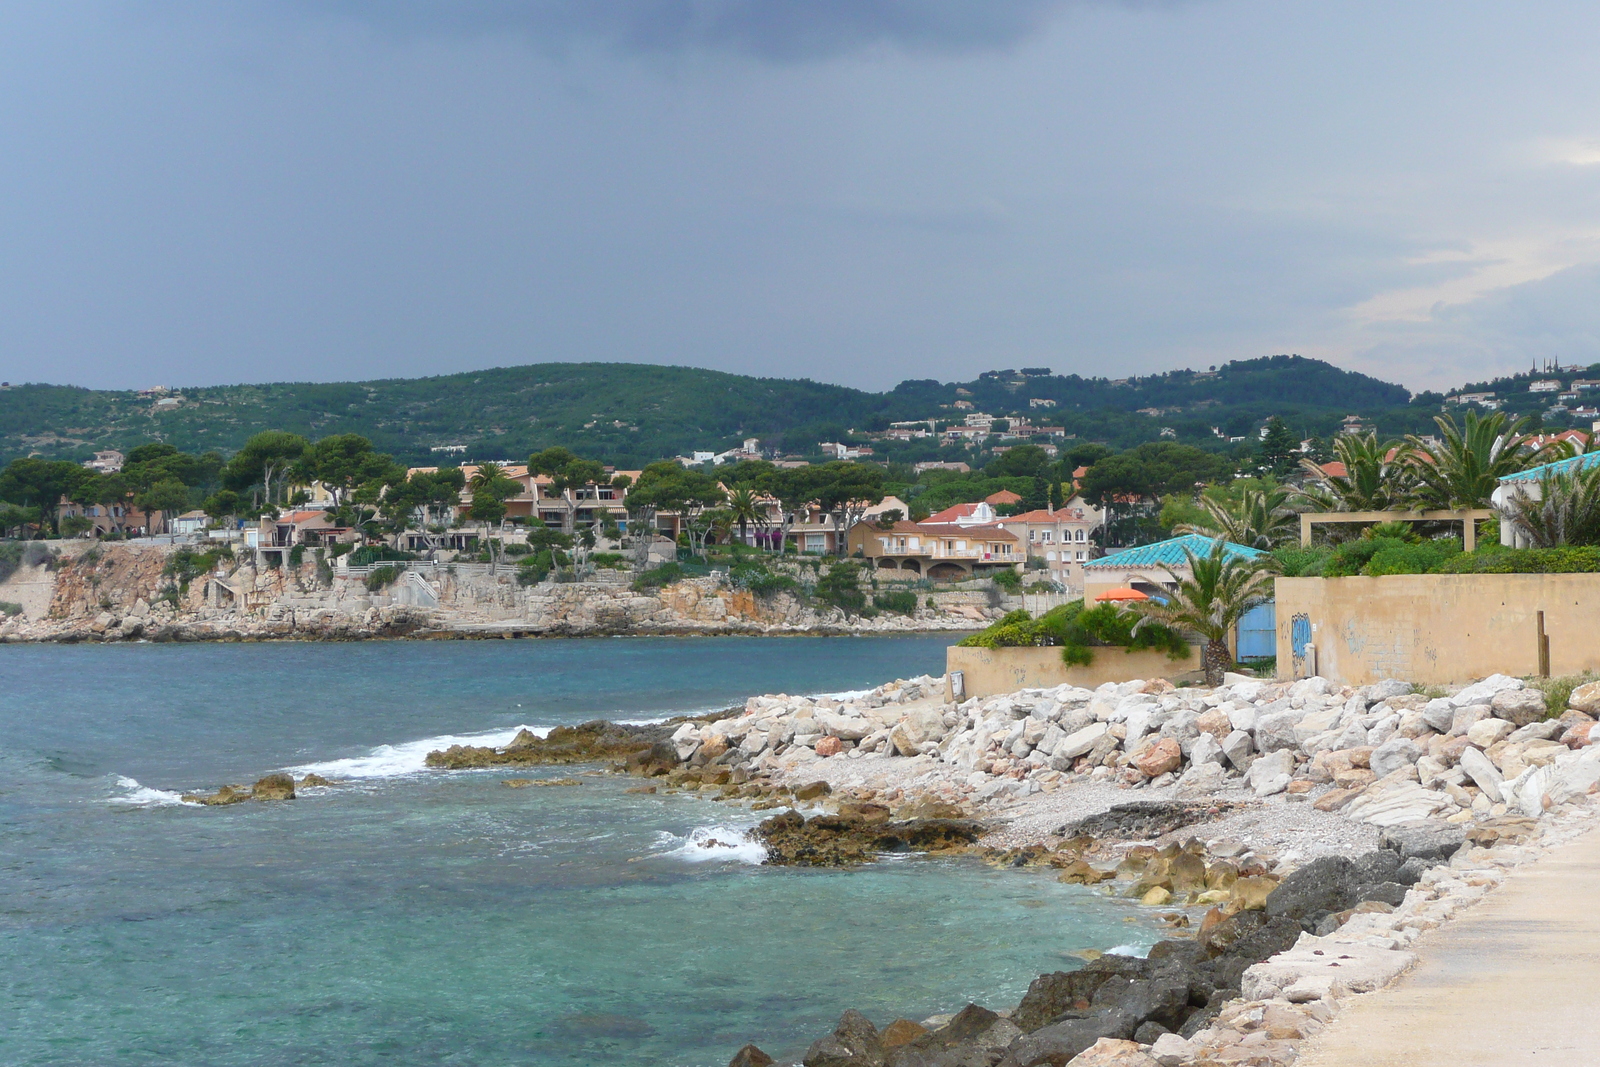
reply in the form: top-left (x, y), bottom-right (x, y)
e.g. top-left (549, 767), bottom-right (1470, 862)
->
top-left (679, 672), bottom-right (1600, 831)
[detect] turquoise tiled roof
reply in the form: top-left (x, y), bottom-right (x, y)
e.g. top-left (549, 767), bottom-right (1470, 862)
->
top-left (1083, 534), bottom-right (1263, 570)
top-left (1499, 452), bottom-right (1600, 483)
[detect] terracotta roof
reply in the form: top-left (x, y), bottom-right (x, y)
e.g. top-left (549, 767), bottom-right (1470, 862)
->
top-left (917, 522), bottom-right (1018, 542)
top-left (1000, 509), bottom-right (1090, 524)
top-left (985, 489), bottom-right (1022, 504)
top-left (1318, 461), bottom-right (1348, 479)
top-left (924, 502), bottom-right (983, 523)
top-left (279, 510), bottom-right (326, 524)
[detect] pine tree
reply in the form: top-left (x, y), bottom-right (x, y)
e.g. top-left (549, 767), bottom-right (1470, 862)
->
top-left (1257, 417), bottom-right (1298, 477)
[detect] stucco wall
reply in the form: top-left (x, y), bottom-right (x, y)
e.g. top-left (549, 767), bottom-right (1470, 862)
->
top-left (946, 644), bottom-right (1202, 699)
top-left (1274, 574), bottom-right (1600, 686)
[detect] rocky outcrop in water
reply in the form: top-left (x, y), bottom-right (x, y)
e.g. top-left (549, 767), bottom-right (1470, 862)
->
top-left (423, 720), bottom-right (678, 770)
top-left (753, 810), bottom-right (985, 866)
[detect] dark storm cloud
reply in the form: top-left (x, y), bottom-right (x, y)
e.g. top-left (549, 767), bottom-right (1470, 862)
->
top-left (295, 0), bottom-right (1166, 60)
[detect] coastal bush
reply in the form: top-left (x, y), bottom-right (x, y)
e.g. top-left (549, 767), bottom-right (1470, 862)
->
top-left (730, 560), bottom-right (800, 598)
top-left (991, 568), bottom-right (1022, 593)
top-left (502, 542), bottom-right (531, 558)
top-left (958, 601), bottom-right (1189, 665)
top-left (1527, 672), bottom-right (1599, 719)
top-left (314, 548), bottom-right (334, 585)
top-left (873, 590), bottom-right (919, 615)
top-left (164, 546), bottom-right (232, 591)
top-left (349, 545), bottom-right (417, 567)
top-left (590, 552), bottom-right (629, 570)
top-left (0, 542), bottom-right (23, 583)
top-left (288, 544), bottom-right (305, 568)
top-left (1361, 537), bottom-right (1461, 576)
top-left (814, 561), bottom-right (870, 615)
top-left (1432, 545), bottom-right (1600, 574)
top-left (365, 565), bottom-right (401, 591)
top-left (1270, 545), bottom-right (1330, 577)
top-left (632, 561), bottom-right (687, 592)
top-left (0, 600), bottom-right (22, 616)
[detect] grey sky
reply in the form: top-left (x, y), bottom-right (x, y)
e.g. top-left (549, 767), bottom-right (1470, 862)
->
top-left (2, 1), bottom-right (1598, 394)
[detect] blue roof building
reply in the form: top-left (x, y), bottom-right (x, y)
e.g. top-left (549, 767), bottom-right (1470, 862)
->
top-left (1083, 534), bottom-right (1263, 571)
top-left (1497, 451), bottom-right (1600, 484)
top-left (1083, 534), bottom-right (1264, 600)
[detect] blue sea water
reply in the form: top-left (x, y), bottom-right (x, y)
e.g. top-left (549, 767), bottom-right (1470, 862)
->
top-left (1, 637), bottom-right (1162, 1066)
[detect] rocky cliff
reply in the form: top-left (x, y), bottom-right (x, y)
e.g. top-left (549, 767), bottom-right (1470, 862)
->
top-left (0, 542), bottom-right (998, 642)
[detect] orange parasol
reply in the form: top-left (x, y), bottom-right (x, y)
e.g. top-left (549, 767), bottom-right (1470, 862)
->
top-left (1094, 587), bottom-right (1149, 603)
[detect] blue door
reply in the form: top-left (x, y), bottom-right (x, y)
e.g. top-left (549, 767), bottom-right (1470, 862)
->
top-left (1236, 602), bottom-right (1276, 661)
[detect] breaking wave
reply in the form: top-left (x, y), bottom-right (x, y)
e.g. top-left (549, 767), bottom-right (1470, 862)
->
top-left (653, 825), bottom-right (767, 865)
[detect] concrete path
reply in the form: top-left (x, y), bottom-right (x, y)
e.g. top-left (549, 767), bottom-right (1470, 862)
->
top-left (1296, 820), bottom-right (1600, 1067)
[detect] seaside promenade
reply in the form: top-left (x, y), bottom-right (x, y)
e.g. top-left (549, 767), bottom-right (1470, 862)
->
top-left (1297, 818), bottom-right (1600, 1067)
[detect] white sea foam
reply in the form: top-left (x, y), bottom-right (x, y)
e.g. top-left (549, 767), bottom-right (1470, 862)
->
top-left (1106, 941), bottom-right (1155, 959)
top-left (654, 825), bottom-right (767, 865)
top-left (108, 776), bottom-right (196, 808)
top-left (288, 724), bottom-right (547, 780)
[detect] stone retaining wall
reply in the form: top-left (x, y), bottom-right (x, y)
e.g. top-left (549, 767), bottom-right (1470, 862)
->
top-left (946, 644), bottom-right (1203, 700)
top-left (1274, 573), bottom-right (1600, 686)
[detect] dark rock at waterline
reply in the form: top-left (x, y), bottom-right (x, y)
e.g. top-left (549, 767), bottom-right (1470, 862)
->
top-left (995, 1008), bottom-right (1139, 1067)
top-left (180, 784), bottom-right (251, 806)
top-left (755, 811), bottom-right (985, 867)
top-left (728, 1045), bottom-right (775, 1067)
top-left (1264, 854), bottom-right (1415, 932)
top-left (804, 1009), bottom-right (884, 1067)
top-left (423, 720), bottom-right (677, 770)
top-left (748, 849), bottom-right (1421, 1065)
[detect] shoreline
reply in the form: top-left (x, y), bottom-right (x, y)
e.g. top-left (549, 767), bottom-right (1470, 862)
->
top-left (130, 660), bottom-right (1600, 1067)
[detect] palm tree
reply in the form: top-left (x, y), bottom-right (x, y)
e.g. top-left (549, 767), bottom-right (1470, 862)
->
top-left (1176, 485), bottom-right (1300, 549)
top-left (1296, 432), bottom-right (1414, 513)
top-left (1132, 539), bottom-right (1277, 686)
top-left (1496, 461), bottom-right (1600, 548)
top-left (725, 486), bottom-right (766, 548)
top-left (1405, 410), bottom-right (1553, 510)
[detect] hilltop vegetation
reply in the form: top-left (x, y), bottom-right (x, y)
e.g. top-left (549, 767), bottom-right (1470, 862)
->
top-left (1, 354), bottom-right (1589, 469)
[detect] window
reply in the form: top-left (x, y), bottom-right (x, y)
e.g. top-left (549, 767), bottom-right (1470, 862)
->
top-left (805, 533), bottom-right (826, 552)
top-left (1076, 550), bottom-right (1086, 561)
top-left (1041, 530), bottom-right (1052, 543)
top-left (1076, 528), bottom-right (1086, 542)
top-left (1046, 551), bottom-right (1056, 561)
top-left (908, 537), bottom-right (920, 550)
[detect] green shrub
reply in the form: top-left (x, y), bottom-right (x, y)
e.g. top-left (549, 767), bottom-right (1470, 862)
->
top-left (0, 601), bottom-right (23, 616)
top-left (1433, 546), bottom-right (1600, 574)
top-left (959, 601), bottom-right (1189, 663)
top-left (163, 546), bottom-right (232, 590)
top-left (1361, 537), bottom-right (1461, 576)
top-left (730, 560), bottom-right (801, 598)
top-left (365, 565), bottom-right (401, 591)
top-left (350, 545), bottom-right (417, 567)
top-left (815, 561), bottom-right (870, 615)
top-left (873, 590), bottom-right (919, 615)
top-left (991, 568), bottom-right (1023, 593)
top-left (288, 544), bottom-right (305, 567)
top-left (632, 561), bottom-right (688, 592)
top-left (1270, 545), bottom-right (1330, 577)
top-left (591, 552), bottom-right (630, 570)
top-left (502, 542), bottom-right (532, 558)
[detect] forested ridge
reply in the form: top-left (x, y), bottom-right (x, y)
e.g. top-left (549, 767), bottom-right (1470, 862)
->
top-left (0, 354), bottom-right (1578, 467)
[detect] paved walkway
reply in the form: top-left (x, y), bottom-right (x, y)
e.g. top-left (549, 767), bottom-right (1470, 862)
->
top-left (1296, 819), bottom-right (1600, 1067)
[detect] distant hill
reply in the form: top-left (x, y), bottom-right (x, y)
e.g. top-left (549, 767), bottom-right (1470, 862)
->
top-left (0, 354), bottom-right (1560, 467)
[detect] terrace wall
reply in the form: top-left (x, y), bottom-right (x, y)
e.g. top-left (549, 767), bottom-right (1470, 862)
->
top-left (946, 644), bottom-right (1202, 700)
top-left (1274, 573), bottom-right (1600, 686)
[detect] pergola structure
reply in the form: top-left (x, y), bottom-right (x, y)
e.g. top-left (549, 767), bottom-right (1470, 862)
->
top-left (1298, 509), bottom-right (1497, 551)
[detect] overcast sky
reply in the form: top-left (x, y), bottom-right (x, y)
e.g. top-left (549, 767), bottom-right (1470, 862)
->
top-left (3, 1), bottom-right (1599, 394)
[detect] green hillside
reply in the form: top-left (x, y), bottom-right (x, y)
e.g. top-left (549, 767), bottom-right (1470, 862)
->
top-left (0, 354), bottom-right (1567, 468)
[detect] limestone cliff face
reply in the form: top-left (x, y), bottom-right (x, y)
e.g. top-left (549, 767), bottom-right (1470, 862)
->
top-left (0, 542), bottom-right (995, 642)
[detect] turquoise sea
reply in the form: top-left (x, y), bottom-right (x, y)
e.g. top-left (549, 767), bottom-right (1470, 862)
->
top-left (1, 637), bottom-right (1162, 1066)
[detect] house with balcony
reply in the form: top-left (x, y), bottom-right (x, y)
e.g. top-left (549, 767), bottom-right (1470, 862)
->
top-left (848, 515), bottom-right (1022, 581)
top-left (255, 510), bottom-right (353, 566)
top-left (994, 502), bottom-right (1106, 591)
